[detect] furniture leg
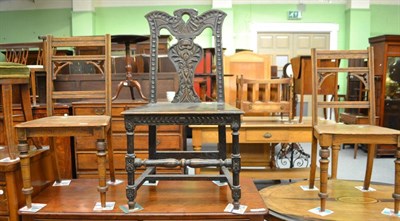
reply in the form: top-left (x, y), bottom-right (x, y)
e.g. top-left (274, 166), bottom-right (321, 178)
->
top-left (354, 143), bottom-right (359, 159)
top-left (270, 143), bottom-right (276, 169)
top-left (20, 84), bottom-right (42, 148)
top-left (125, 124), bottom-right (136, 209)
top-left (128, 79), bottom-right (147, 100)
top-left (111, 81), bottom-right (125, 101)
top-left (49, 137), bottom-right (62, 183)
top-left (96, 139), bottom-right (108, 208)
top-left (107, 128), bottom-right (116, 183)
top-left (299, 91), bottom-right (304, 123)
top-left (231, 123), bottom-right (241, 209)
top-left (395, 145), bottom-right (400, 214)
top-left (331, 144), bottom-right (340, 179)
top-left (319, 145), bottom-right (330, 212)
top-left (30, 69), bottom-right (37, 106)
top-left (18, 141), bottom-right (33, 209)
top-left (191, 129), bottom-right (202, 174)
top-left (363, 144), bottom-right (375, 190)
top-left (1, 84), bottom-right (16, 159)
top-left (308, 136), bottom-right (318, 189)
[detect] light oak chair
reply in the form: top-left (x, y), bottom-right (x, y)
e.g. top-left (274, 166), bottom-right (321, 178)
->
top-left (236, 74), bottom-right (294, 121)
top-left (308, 47), bottom-right (400, 214)
top-left (15, 35), bottom-right (116, 210)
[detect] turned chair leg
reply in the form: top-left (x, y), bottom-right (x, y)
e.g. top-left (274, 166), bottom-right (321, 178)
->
top-left (18, 142), bottom-right (33, 209)
top-left (319, 145), bottom-right (330, 212)
top-left (308, 136), bottom-right (318, 189)
top-left (96, 139), bottom-right (108, 208)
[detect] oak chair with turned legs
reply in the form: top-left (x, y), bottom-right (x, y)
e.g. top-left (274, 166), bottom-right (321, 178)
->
top-left (122, 8), bottom-right (243, 211)
top-left (307, 47), bottom-right (400, 214)
top-left (15, 35), bottom-right (117, 211)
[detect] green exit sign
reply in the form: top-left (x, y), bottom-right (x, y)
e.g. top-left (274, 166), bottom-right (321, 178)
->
top-left (288, 11), bottom-right (302, 20)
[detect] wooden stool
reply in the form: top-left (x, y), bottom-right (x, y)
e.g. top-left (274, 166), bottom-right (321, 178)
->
top-left (0, 62), bottom-right (33, 160)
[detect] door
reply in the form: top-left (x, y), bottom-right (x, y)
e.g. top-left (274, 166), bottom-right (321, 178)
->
top-left (257, 32), bottom-right (330, 116)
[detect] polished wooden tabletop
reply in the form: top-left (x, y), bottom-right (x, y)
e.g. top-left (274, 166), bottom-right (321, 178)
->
top-left (20, 177), bottom-right (267, 220)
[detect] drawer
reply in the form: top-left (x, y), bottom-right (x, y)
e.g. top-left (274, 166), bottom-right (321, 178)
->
top-left (73, 104), bottom-right (145, 117)
top-left (245, 128), bottom-right (288, 142)
top-left (75, 133), bottom-right (182, 151)
top-left (112, 119), bottom-right (181, 132)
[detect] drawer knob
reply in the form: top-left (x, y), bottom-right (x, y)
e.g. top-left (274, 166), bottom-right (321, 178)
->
top-left (263, 133), bottom-right (272, 139)
top-left (94, 108), bottom-right (105, 115)
top-left (0, 190), bottom-right (3, 195)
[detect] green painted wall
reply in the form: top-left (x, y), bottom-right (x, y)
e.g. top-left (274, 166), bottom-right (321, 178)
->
top-left (0, 9), bottom-right (71, 43)
top-left (1, 4), bottom-right (399, 46)
top-left (71, 11), bottom-right (95, 36)
top-left (370, 5), bottom-right (400, 37)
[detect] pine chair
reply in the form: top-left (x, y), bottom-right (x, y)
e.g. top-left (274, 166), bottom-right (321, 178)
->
top-left (307, 47), bottom-right (400, 214)
top-left (122, 8), bottom-right (243, 211)
top-left (15, 35), bottom-right (116, 211)
top-left (236, 74), bottom-right (294, 121)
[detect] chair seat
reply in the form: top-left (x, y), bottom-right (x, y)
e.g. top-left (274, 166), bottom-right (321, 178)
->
top-left (15, 115), bottom-right (111, 129)
top-left (122, 102), bottom-right (242, 115)
top-left (314, 124), bottom-right (400, 136)
top-left (0, 62), bottom-right (30, 78)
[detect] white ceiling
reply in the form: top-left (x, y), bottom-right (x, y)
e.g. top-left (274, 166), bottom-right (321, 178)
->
top-left (0, 0), bottom-right (399, 12)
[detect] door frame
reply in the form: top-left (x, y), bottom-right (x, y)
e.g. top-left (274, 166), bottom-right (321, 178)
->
top-left (250, 23), bottom-right (339, 52)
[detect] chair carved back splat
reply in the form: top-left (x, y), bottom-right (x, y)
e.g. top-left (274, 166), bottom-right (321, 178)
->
top-left (146, 9), bottom-right (226, 103)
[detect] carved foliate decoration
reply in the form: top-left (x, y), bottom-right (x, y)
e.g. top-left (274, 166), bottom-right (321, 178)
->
top-left (145, 9), bottom-right (226, 103)
top-left (125, 114), bottom-right (237, 125)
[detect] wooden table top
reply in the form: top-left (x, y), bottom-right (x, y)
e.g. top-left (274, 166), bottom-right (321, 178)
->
top-left (20, 178), bottom-right (267, 220)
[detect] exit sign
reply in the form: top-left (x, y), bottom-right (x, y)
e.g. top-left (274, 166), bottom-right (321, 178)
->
top-left (288, 11), bottom-right (302, 20)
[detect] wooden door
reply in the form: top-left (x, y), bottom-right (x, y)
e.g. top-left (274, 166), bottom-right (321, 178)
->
top-left (257, 32), bottom-right (330, 116)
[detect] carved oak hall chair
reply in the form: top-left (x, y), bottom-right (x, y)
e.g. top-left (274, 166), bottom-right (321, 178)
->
top-left (307, 47), bottom-right (400, 214)
top-left (15, 35), bottom-right (116, 211)
top-left (122, 9), bottom-right (243, 211)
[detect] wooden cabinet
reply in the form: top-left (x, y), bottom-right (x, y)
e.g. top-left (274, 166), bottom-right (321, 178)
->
top-left (368, 35), bottom-right (400, 156)
top-left (72, 100), bottom-right (184, 179)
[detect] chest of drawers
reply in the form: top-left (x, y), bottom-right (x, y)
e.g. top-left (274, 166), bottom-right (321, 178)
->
top-left (72, 100), bottom-right (184, 179)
